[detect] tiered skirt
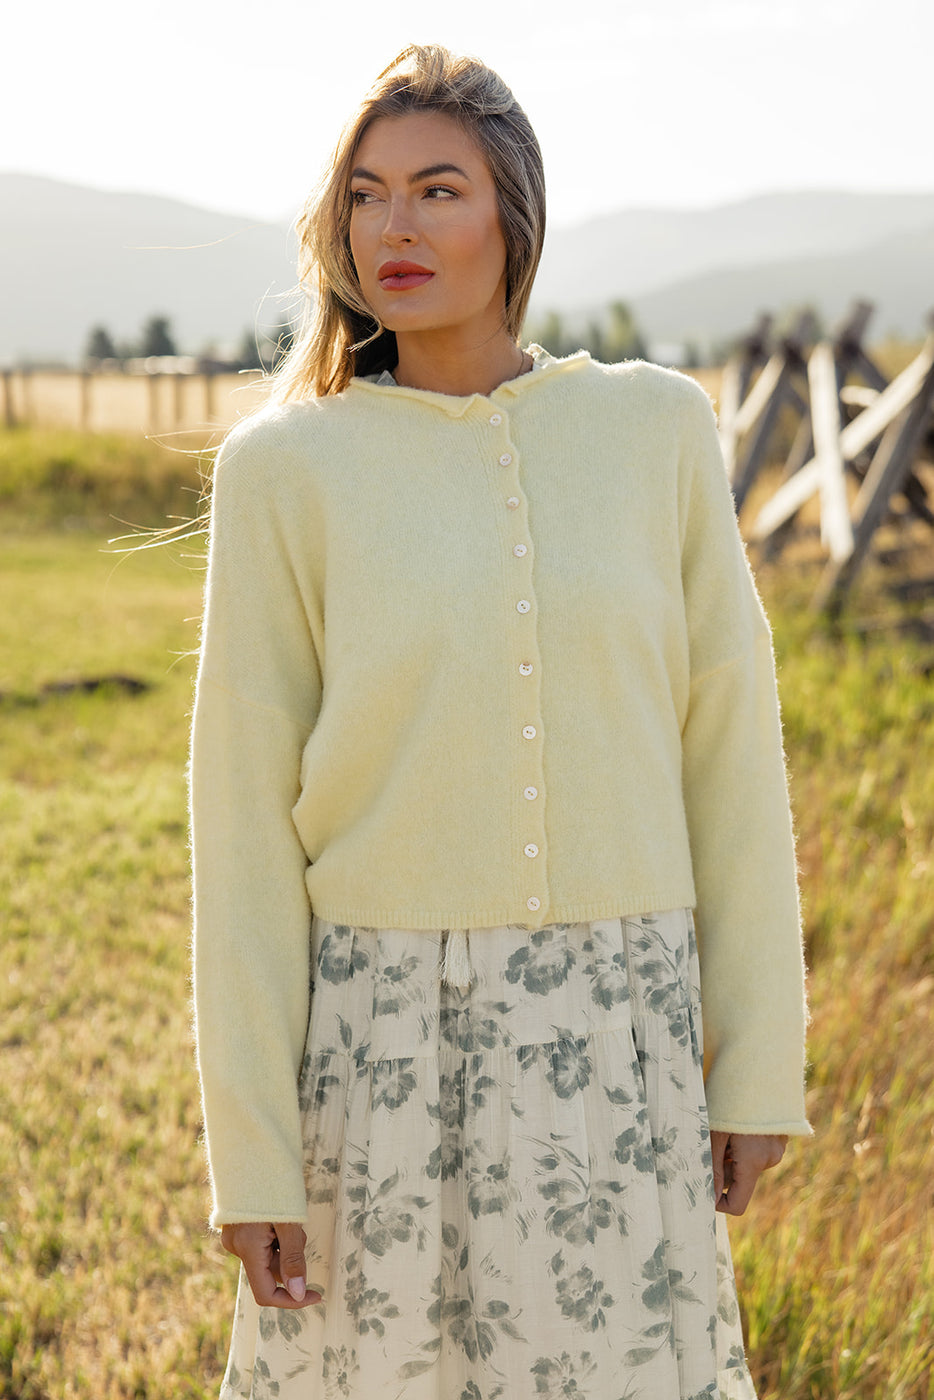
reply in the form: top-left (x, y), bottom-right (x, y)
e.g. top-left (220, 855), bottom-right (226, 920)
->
top-left (220, 912), bottom-right (757, 1400)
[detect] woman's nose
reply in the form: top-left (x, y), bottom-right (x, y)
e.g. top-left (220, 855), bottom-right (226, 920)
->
top-left (381, 198), bottom-right (417, 246)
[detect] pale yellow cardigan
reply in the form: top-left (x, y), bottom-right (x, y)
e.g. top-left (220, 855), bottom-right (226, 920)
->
top-left (190, 348), bottom-right (809, 1226)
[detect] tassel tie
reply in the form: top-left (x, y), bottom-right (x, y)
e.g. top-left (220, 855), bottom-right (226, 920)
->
top-left (441, 928), bottom-right (473, 989)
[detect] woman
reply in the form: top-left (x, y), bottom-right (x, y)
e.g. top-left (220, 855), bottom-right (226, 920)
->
top-left (190, 44), bottom-right (810, 1400)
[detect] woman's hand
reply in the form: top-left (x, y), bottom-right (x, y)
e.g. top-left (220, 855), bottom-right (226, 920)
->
top-left (220, 1222), bottom-right (321, 1309)
top-left (710, 1132), bottom-right (787, 1215)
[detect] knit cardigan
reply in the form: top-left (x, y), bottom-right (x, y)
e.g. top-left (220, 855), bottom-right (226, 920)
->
top-left (190, 347), bottom-right (810, 1226)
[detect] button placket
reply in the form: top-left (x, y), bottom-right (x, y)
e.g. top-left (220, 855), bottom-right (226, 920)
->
top-left (512, 533), bottom-right (547, 919)
top-left (487, 403), bottom-right (548, 922)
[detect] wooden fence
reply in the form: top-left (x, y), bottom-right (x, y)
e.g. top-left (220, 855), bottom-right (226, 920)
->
top-left (0, 367), bottom-right (269, 438)
top-left (721, 302), bottom-right (934, 612)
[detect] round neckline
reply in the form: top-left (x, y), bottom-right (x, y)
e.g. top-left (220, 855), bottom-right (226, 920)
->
top-left (356, 345), bottom-right (589, 406)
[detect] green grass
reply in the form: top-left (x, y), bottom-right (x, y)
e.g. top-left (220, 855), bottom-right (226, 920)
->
top-left (0, 425), bottom-right (209, 535)
top-left (0, 497), bottom-right (226, 1398)
top-left (0, 431), bottom-right (932, 1398)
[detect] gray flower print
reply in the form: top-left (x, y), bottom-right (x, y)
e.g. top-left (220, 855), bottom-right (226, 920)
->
top-left (317, 925), bottom-right (370, 984)
top-left (370, 1058), bottom-right (418, 1110)
top-left (551, 1255), bottom-right (615, 1331)
top-left (321, 1344), bottom-right (359, 1398)
top-left (373, 953), bottom-right (424, 1015)
top-left (640, 1242), bottom-right (672, 1313)
top-left (304, 1150), bottom-right (340, 1206)
top-left (441, 1000), bottom-right (514, 1051)
top-left (258, 1309), bottom-right (302, 1344)
top-left (346, 1167), bottom-right (430, 1255)
top-left (530, 1349), bottom-right (598, 1398)
top-left (438, 1066), bottom-right (465, 1130)
top-left (443, 1294), bottom-right (526, 1364)
top-left (546, 1034), bottom-right (593, 1098)
top-left (505, 929), bottom-right (575, 993)
top-left (582, 938), bottom-right (630, 1009)
top-left (298, 1052), bottom-right (343, 1113)
top-left (248, 1357), bottom-right (280, 1400)
top-left (613, 1105), bottom-right (656, 1174)
top-left (467, 1149), bottom-right (520, 1218)
top-left (534, 1138), bottom-right (630, 1245)
top-left (427, 1066), bottom-right (465, 1179)
top-left (342, 1256), bottom-right (401, 1338)
top-left (651, 1126), bottom-right (681, 1187)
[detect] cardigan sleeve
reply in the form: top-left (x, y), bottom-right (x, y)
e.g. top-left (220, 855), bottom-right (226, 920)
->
top-left (676, 381), bottom-right (810, 1136)
top-left (190, 416), bottom-right (323, 1226)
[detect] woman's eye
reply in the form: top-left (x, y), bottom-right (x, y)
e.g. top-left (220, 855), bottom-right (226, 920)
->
top-left (351, 189), bottom-right (378, 206)
top-left (424, 185), bottom-right (458, 200)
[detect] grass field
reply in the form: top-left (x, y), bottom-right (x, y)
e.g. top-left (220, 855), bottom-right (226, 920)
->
top-left (0, 428), bottom-right (932, 1399)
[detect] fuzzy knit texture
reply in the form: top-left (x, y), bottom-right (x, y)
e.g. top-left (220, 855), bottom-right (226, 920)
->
top-left (190, 347), bottom-right (810, 1227)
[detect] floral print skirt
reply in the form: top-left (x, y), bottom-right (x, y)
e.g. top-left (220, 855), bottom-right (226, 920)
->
top-left (220, 912), bottom-right (757, 1400)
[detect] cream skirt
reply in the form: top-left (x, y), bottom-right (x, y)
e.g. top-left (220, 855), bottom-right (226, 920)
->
top-left (220, 912), bottom-right (757, 1400)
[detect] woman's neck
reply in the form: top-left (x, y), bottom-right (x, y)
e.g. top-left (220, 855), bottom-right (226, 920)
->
top-left (392, 329), bottom-right (530, 397)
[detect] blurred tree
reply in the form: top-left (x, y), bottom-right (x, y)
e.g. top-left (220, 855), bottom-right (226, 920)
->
top-left (236, 327), bottom-right (264, 371)
top-left (140, 315), bottom-right (177, 358)
top-left (528, 310), bottom-right (571, 358)
top-left (603, 301), bottom-right (648, 363)
top-left (526, 302), bottom-right (649, 364)
top-left (586, 319), bottom-right (607, 363)
top-left (85, 325), bottom-right (117, 362)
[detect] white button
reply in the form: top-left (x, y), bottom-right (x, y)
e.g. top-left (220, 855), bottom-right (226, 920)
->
top-left (522, 725), bottom-right (537, 739)
top-left (524, 843), bottom-right (539, 858)
top-left (527, 896), bottom-right (541, 912)
top-left (489, 412), bottom-right (503, 426)
top-left (519, 662), bottom-right (533, 676)
top-left (516, 599), bottom-right (531, 614)
top-left (513, 543), bottom-right (528, 557)
top-left (506, 496), bottom-right (520, 510)
top-left (499, 452), bottom-right (512, 467)
top-left (524, 786), bottom-right (538, 800)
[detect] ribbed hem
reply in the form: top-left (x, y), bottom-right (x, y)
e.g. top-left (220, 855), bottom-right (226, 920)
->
top-left (209, 1207), bottom-right (309, 1230)
top-left (309, 888), bottom-right (698, 933)
top-left (706, 1116), bottom-right (813, 1137)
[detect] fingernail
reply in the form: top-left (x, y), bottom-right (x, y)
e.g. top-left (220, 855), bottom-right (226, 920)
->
top-left (286, 1277), bottom-right (306, 1301)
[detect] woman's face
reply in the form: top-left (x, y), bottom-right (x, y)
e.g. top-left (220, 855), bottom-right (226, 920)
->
top-left (349, 111), bottom-right (508, 344)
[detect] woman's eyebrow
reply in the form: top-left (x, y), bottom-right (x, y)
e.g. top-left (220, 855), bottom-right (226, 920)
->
top-left (410, 162), bottom-right (471, 183)
top-left (350, 162), bottom-right (472, 185)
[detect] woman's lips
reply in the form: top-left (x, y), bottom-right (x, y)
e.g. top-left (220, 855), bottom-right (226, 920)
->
top-left (378, 261), bottom-right (435, 291)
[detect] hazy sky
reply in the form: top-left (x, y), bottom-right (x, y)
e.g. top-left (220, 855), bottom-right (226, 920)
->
top-left (4, 0), bottom-right (932, 229)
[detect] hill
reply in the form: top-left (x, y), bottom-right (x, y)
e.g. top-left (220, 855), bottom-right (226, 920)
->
top-left (0, 173), bottom-right (297, 363)
top-left (627, 221), bottom-right (934, 350)
top-left (530, 190), bottom-right (934, 308)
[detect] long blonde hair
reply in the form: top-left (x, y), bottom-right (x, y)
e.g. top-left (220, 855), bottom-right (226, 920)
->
top-left (271, 44), bottom-right (546, 401)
